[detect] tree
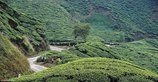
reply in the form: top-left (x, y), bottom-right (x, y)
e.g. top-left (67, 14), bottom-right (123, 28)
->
top-left (73, 23), bottom-right (91, 42)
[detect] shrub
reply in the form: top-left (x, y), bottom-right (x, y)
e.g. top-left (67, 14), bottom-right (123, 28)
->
top-left (37, 50), bottom-right (79, 64)
top-left (12, 58), bottom-right (158, 82)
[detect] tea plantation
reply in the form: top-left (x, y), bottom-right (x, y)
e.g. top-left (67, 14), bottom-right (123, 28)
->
top-left (12, 58), bottom-right (158, 82)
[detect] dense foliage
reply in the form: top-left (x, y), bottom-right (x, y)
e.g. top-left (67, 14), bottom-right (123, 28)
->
top-left (1, 0), bottom-right (158, 81)
top-left (73, 23), bottom-right (91, 42)
top-left (69, 40), bottom-right (158, 73)
top-left (2, 0), bottom-right (158, 42)
top-left (37, 39), bottom-right (158, 74)
top-left (60, 0), bottom-right (158, 42)
top-left (12, 58), bottom-right (158, 82)
top-left (37, 50), bottom-right (79, 65)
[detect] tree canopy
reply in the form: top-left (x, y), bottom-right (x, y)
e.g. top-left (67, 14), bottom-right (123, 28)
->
top-left (73, 23), bottom-right (91, 42)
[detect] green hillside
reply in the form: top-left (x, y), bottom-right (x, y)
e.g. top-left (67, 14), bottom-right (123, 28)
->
top-left (36, 38), bottom-right (158, 74)
top-left (12, 58), bottom-right (158, 82)
top-left (0, 33), bottom-right (30, 80)
top-left (0, 0), bottom-right (49, 80)
top-left (70, 39), bottom-right (158, 73)
top-left (0, 0), bottom-right (49, 55)
top-left (1, 0), bottom-right (158, 81)
top-left (3, 0), bottom-right (77, 41)
top-left (60, 0), bottom-right (158, 42)
top-left (4, 0), bottom-right (158, 42)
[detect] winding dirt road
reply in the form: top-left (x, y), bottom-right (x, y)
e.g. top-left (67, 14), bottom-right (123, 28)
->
top-left (28, 44), bottom-right (112, 72)
top-left (27, 56), bottom-right (47, 72)
top-left (27, 46), bottom-right (65, 72)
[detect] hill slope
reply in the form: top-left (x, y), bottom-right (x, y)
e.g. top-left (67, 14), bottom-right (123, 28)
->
top-left (0, 33), bottom-right (30, 80)
top-left (68, 40), bottom-right (158, 73)
top-left (3, 0), bottom-right (158, 42)
top-left (0, 1), bottom-right (49, 80)
top-left (0, 1), bottom-right (49, 55)
top-left (36, 39), bottom-right (158, 74)
top-left (3, 0), bottom-right (77, 41)
top-left (12, 58), bottom-right (158, 82)
top-left (60, 0), bottom-right (158, 42)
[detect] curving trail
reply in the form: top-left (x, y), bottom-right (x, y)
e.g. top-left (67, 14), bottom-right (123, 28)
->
top-left (27, 44), bottom-right (112, 72)
top-left (28, 46), bottom-right (65, 72)
top-left (27, 56), bottom-right (47, 72)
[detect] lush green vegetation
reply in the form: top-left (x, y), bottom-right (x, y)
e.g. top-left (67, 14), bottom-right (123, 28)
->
top-left (73, 23), bottom-right (91, 42)
top-left (69, 39), bottom-right (158, 73)
top-left (1, 0), bottom-right (158, 81)
top-left (60, 0), bottom-right (158, 42)
top-left (0, 0), bottom-right (49, 80)
top-left (36, 38), bottom-right (158, 74)
top-left (37, 50), bottom-right (79, 65)
top-left (0, 33), bottom-right (31, 80)
top-left (109, 39), bottom-right (158, 73)
top-left (12, 58), bottom-right (158, 82)
top-left (69, 41), bottom-right (121, 59)
top-left (0, 0), bottom-right (49, 55)
top-left (3, 0), bottom-right (158, 42)
top-left (3, 0), bottom-right (78, 41)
